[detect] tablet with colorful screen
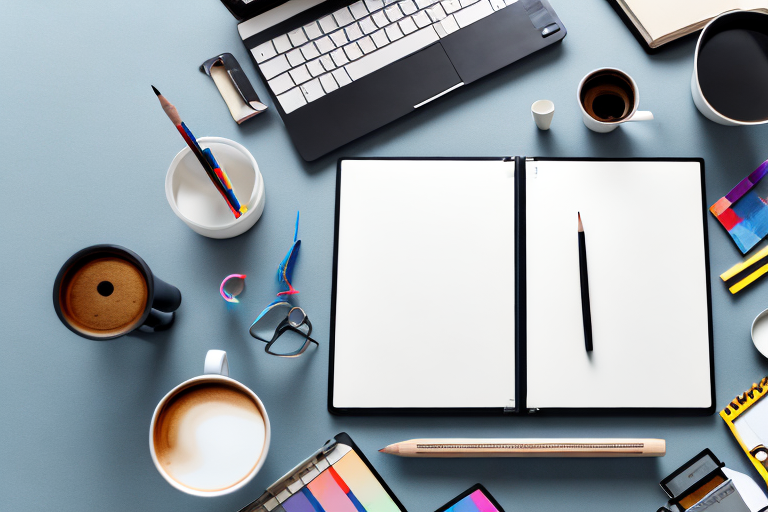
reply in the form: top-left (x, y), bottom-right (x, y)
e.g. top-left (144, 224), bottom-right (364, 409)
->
top-left (237, 432), bottom-right (405, 512)
top-left (435, 484), bottom-right (505, 512)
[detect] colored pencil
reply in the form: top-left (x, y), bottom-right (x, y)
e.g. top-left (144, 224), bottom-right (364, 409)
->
top-left (578, 212), bottom-right (593, 352)
top-left (152, 86), bottom-right (240, 219)
top-left (379, 438), bottom-right (666, 457)
top-left (202, 148), bottom-right (246, 214)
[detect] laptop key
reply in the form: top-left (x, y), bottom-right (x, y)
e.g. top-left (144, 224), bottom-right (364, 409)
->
top-left (364, 0), bottom-right (385, 11)
top-left (345, 22), bottom-right (364, 41)
top-left (307, 58), bottom-right (325, 76)
top-left (371, 29), bottom-right (390, 47)
top-left (333, 7), bottom-right (355, 27)
top-left (441, 0), bottom-right (460, 14)
top-left (286, 48), bottom-right (305, 67)
top-left (358, 36), bottom-right (377, 53)
top-left (290, 64), bottom-right (312, 85)
top-left (399, 16), bottom-right (418, 34)
top-left (385, 24), bottom-right (404, 41)
top-left (330, 29), bottom-right (349, 46)
top-left (315, 36), bottom-right (335, 54)
top-left (273, 34), bottom-right (292, 54)
top-left (415, 0), bottom-right (437, 8)
top-left (332, 68), bottom-right (353, 86)
top-left (300, 78), bottom-right (325, 102)
top-left (459, 0), bottom-right (479, 7)
top-left (413, 10), bottom-right (431, 27)
top-left (260, 54), bottom-right (291, 80)
top-left (319, 73), bottom-right (339, 93)
top-left (434, 14), bottom-right (459, 36)
top-left (372, 11), bottom-right (389, 28)
top-left (427, 4), bottom-right (447, 22)
top-left (344, 42), bottom-right (364, 60)
top-left (304, 21), bottom-right (323, 39)
top-left (349, 1), bottom-right (369, 19)
top-left (399, 0), bottom-right (418, 15)
top-left (268, 72), bottom-right (295, 95)
top-left (345, 26), bottom-right (439, 80)
top-left (453, 0), bottom-right (493, 28)
top-left (288, 28), bottom-right (309, 46)
top-left (252, 41), bottom-right (277, 63)
top-left (318, 15), bottom-right (338, 33)
top-left (385, 4), bottom-right (404, 22)
top-left (489, 0), bottom-right (505, 9)
top-left (331, 48), bottom-right (350, 66)
top-left (359, 16), bottom-right (378, 34)
top-left (277, 87), bottom-right (306, 114)
top-left (301, 42), bottom-right (321, 60)
top-left (320, 54), bottom-right (336, 71)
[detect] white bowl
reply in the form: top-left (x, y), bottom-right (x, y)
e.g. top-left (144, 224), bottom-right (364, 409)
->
top-left (165, 137), bottom-right (265, 239)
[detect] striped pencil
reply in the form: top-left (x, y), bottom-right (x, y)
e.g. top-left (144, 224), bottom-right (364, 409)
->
top-left (152, 86), bottom-right (240, 218)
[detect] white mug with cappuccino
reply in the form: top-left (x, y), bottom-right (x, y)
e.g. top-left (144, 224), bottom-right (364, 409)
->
top-left (149, 350), bottom-right (270, 497)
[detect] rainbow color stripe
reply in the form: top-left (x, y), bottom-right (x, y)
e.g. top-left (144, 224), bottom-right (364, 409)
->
top-left (276, 450), bottom-right (399, 512)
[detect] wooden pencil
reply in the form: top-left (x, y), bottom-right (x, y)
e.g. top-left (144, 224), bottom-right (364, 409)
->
top-left (152, 86), bottom-right (240, 218)
top-left (379, 438), bottom-right (666, 458)
top-left (578, 212), bottom-right (593, 352)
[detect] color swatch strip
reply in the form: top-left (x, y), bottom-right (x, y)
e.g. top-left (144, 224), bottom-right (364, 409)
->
top-left (280, 450), bottom-right (399, 512)
top-left (446, 490), bottom-right (499, 512)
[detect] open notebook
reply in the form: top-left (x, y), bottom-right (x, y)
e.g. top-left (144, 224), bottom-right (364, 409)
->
top-left (609, 0), bottom-right (768, 50)
top-left (329, 158), bottom-right (714, 415)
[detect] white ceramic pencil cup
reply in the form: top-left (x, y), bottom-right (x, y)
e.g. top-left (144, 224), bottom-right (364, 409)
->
top-left (165, 137), bottom-right (265, 239)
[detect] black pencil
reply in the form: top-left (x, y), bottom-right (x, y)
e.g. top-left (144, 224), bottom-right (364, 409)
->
top-left (578, 212), bottom-right (593, 352)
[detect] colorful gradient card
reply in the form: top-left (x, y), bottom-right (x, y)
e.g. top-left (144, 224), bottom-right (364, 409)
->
top-left (436, 485), bottom-right (504, 512)
top-left (238, 433), bottom-right (405, 512)
top-left (711, 159), bottom-right (768, 254)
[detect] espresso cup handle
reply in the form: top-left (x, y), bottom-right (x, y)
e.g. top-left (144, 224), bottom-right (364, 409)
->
top-left (628, 110), bottom-right (654, 122)
top-left (204, 350), bottom-right (229, 377)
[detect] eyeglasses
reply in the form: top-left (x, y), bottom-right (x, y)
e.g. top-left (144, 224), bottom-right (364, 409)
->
top-left (249, 301), bottom-right (318, 357)
top-left (250, 211), bottom-right (318, 357)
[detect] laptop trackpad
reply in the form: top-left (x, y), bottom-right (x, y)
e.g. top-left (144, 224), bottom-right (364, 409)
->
top-left (283, 43), bottom-right (460, 160)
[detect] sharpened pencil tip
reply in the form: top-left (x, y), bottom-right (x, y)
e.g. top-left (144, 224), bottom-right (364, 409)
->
top-left (151, 85), bottom-right (161, 96)
top-left (577, 212), bottom-right (584, 232)
top-left (378, 448), bottom-right (384, 452)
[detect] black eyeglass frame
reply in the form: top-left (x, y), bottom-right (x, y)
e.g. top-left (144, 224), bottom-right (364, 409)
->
top-left (257, 307), bottom-right (319, 358)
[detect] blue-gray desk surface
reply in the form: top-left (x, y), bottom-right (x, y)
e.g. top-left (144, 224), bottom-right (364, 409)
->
top-left (2, 1), bottom-right (768, 510)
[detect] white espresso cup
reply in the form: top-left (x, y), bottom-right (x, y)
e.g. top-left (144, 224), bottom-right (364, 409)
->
top-left (149, 350), bottom-right (270, 497)
top-left (577, 67), bottom-right (654, 133)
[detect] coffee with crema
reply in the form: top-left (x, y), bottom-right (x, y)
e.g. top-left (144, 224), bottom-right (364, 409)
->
top-left (59, 257), bottom-right (148, 338)
top-left (153, 382), bottom-right (267, 492)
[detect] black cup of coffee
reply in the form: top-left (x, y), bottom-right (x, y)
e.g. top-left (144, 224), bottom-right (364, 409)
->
top-left (580, 70), bottom-right (635, 122)
top-left (693, 10), bottom-right (768, 125)
top-left (53, 245), bottom-right (182, 340)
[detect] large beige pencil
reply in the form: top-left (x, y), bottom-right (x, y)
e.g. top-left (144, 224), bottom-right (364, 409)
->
top-left (379, 439), bottom-right (666, 457)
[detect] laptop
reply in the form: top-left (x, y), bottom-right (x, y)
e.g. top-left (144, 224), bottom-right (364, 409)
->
top-left (220, 0), bottom-right (566, 160)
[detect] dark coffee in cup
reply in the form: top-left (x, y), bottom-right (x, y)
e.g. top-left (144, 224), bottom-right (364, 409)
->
top-left (53, 245), bottom-right (182, 339)
top-left (580, 70), bottom-right (635, 122)
top-left (696, 12), bottom-right (768, 123)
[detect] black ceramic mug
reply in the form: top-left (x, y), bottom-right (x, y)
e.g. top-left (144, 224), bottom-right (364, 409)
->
top-left (53, 245), bottom-right (182, 339)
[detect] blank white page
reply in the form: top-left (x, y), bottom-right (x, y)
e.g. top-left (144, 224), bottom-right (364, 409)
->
top-left (525, 160), bottom-right (712, 410)
top-left (333, 159), bottom-right (516, 409)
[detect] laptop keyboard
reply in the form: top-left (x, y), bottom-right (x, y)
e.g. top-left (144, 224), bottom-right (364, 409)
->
top-left (251, 0), bottom-right (519, 114)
